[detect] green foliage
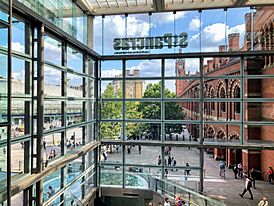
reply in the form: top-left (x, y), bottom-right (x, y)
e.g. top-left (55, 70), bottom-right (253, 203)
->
top-left (100, 81), bottom-right (185, 140)
top-left (138, 81), bottom-right (185, 139)
top-left (100, 85), bottom-right (122, 139)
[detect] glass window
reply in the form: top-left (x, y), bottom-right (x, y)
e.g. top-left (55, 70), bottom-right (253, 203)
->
top-left (12, 17), bottom-right (27, 54)
top-left (44, 36), bottom-right (62, 66)
top-left (0, 53), bottom-right (8, 123)
top-left (175, 11), bottom-right (200, 53)
top-left (43, 169), bottom-right (62, 204)
top-left (0, 144), bottom-right (7, 191)
top-left (67, 47), bottom-right (83, 73)
top-left (201, 9), bottom-right (226, 52)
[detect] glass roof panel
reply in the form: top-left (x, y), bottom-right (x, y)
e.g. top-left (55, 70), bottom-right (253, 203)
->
top-left (79, 0), bottom-right (274, 15)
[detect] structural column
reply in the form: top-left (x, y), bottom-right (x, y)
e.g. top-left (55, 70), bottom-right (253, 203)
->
top-left (36, 23), bottom-right (45, 206)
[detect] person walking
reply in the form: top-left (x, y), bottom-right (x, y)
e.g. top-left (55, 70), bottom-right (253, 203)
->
top-left (168, 156), bottom-right (172, 166)
top-left (238, 163), bottom-right (243, 178)
top-left (233, 164), bottom-right (238, 179)
top-left (258, 197), bottom-right (268, 206)
top-left (239, 174), bottom-right (253, 200)
top-left (219, 161), bottom-right (226, 178)
top-left (249, 168), bottom-right (256, 189)
top-left (185, 163), bottom-right (191, 176)
top-left (157, 155), bottom-right (161, 166)
top-left (138, 145), bottom-right (141, 154)
top-left (266, 166), bottom-right (273, 184)
top-left (164, 197), bottom-right (170, 206)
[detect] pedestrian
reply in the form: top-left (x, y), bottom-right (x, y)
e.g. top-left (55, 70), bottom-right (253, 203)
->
top-left (173, 158), bottom-right (177, 171)
top-left (249, 168), bottom-right (256, 189)
top-left (175, 195), bottom-right (183, 206)
top-left (219, 161), bottom-right (226, 177)
top-left (233, 164), bottom-right (238, 179)
top-left (239, 174), bottom-right (253, 200)
top-left (185, 163), bottom-right (191, 176)
top-left (53, 150), bottom-right (57, 158)
top-left (43, 140), bottom-right (46, 150)
top-left (127, 146), bottom-right (131, 154)
top-left (258, 197), bottom-right (268, 206)
top-left (182, 134), bottom-right (185, 141)
top-left (164, 197), bottom-right (170, 206)
top-left (157, 155), bottom-right (161, 166)
top-left (266, 166), bottom-right (273, 184)
top-left (138, 145), bottom-right (141, 154)
top-left (102, 152), bottom-right (107, 161)
top-left (49, 149), bottom-right (54, 160)
top-left (165, 169), bottom-right (168, 177)
top-left (168, 146), bottom-right (171, 155)
top-left (116, 146), bottom-right (119, 153)
top-left (47, 185), bottom-right (55, 198)
top-left (168, 156), bottom-right (172, 166)
top-left (238, 163), bottom-right (243, 178)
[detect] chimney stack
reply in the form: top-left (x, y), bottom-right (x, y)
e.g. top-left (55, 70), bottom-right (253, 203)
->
top-left (133, 69), bottom-right (140, 77)
top-left (207, 60), bottom-right (213, 71)
top-left (219, 45), bottom-right (227, 52)
top-left (228, 33), bottom-right (240, 51)
top-left (126, 69), bottom-right (130, 76)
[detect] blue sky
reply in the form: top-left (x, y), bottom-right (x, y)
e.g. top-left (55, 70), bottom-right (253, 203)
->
top-left (94, 7), bottom-right (251, 92)
top-left (0, 7), bottom-right (251, 94)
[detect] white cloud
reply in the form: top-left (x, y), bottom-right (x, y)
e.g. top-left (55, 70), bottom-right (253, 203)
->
top-left (102, 69), bottom-right (121, 78)
top-left (126, 60), bottom-right (161, 77)
top-left (93, 12), bottom-right (187, 53)
top-left (228, 23), bottom-right (245, 35)
top-left (12, 42), bottom-right (24, 53)
top-left (188, 19), bottom-right (201, 31)
top-left (12, 71), bottom-right (24, 81)
top-left (188, 23), bottom-right (245, 52)
top-left (151, 12), bottom-right (186, 25)
top-left (93, 15), bottom-right (150, 53)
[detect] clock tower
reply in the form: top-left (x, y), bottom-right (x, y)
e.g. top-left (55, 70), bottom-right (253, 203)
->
top-left (175, 58), bottom-right (186, 97)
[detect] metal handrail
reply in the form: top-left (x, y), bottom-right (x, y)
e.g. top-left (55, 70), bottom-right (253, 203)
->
top-left (153, 177), bottom-right (226, 206)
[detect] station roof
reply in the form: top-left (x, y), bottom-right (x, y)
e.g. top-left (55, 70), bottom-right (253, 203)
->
top-left (77, 0), bottom-right (274, 15)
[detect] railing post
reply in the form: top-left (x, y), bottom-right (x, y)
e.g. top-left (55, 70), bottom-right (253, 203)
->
top-left (174, 186), bottom-right (176, 200)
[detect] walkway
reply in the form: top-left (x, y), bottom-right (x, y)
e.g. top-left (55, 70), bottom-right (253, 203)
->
top-left (204, 153), bottom-right (274, 206)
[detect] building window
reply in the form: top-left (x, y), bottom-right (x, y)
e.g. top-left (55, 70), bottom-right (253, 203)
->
top-left (234, 86), bottom-right (240, 114)
top-left (220, 88), bottom-right (226, 112)
top-left (210, 89), bottom-right (215, 111)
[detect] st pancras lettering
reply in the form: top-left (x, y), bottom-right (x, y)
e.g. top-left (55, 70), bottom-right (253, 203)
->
top-left (113, 32), bottom-right (188, 54)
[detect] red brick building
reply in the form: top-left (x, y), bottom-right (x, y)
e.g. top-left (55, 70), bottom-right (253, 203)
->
top-left (176, 7), bottom-right (274, 175)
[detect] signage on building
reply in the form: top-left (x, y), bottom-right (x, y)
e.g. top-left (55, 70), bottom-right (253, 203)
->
top-left (113, 32), bottom-right (188, 54)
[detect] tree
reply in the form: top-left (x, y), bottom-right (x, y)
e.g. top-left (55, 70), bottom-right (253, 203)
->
top-left (138, 81), bottom-right (185, 140)
top-left (100, 84), bottom-right (122, 140)
top-left (100, 83), bottom-right (142, 140)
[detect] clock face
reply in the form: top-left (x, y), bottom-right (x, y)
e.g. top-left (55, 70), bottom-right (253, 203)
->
top-left (178, 64), bottom-right (183, 74)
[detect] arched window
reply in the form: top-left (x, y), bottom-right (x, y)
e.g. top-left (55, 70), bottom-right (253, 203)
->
top-left (220, 88), bottom-right (226, 112)
top-left (210, 89), bottom-right (215, 111)
top-left (234, 86), bottom-right (240, 114)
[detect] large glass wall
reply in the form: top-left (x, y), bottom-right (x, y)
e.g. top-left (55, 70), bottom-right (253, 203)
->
top-left (17, 0), bottom-right (88, 45)
top-left (0, 0), bottom-right (10, 204)
top-left (0, 1), bottom-right (98, 204)
top-left (93, 6), bottom-right (269, 55)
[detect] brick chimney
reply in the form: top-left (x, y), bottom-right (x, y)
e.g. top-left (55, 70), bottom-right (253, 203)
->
top-left (126, 69), bottom-right (130, 76)
top-left (228, 33), bottom-right (240, 51)
top-left (219, 45), bottom-right (227, 52)
top-left (204, 65), bottom-right (208, 74)
top-left (133, 69), bottom-right (140, 77)
top-left (207, 60), bottom-right (213, 71)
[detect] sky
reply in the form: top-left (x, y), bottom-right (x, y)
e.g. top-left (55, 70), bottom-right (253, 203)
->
top-left (0, 7), bottom-right (252, 94)
top-left (94, 7), bottom-right (251, 93)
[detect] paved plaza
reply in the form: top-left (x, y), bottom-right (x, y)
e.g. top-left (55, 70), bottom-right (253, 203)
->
top-left (105, 145), bottom-right (274, 206)
top-left (8, 127), bottom-right (274, 206)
